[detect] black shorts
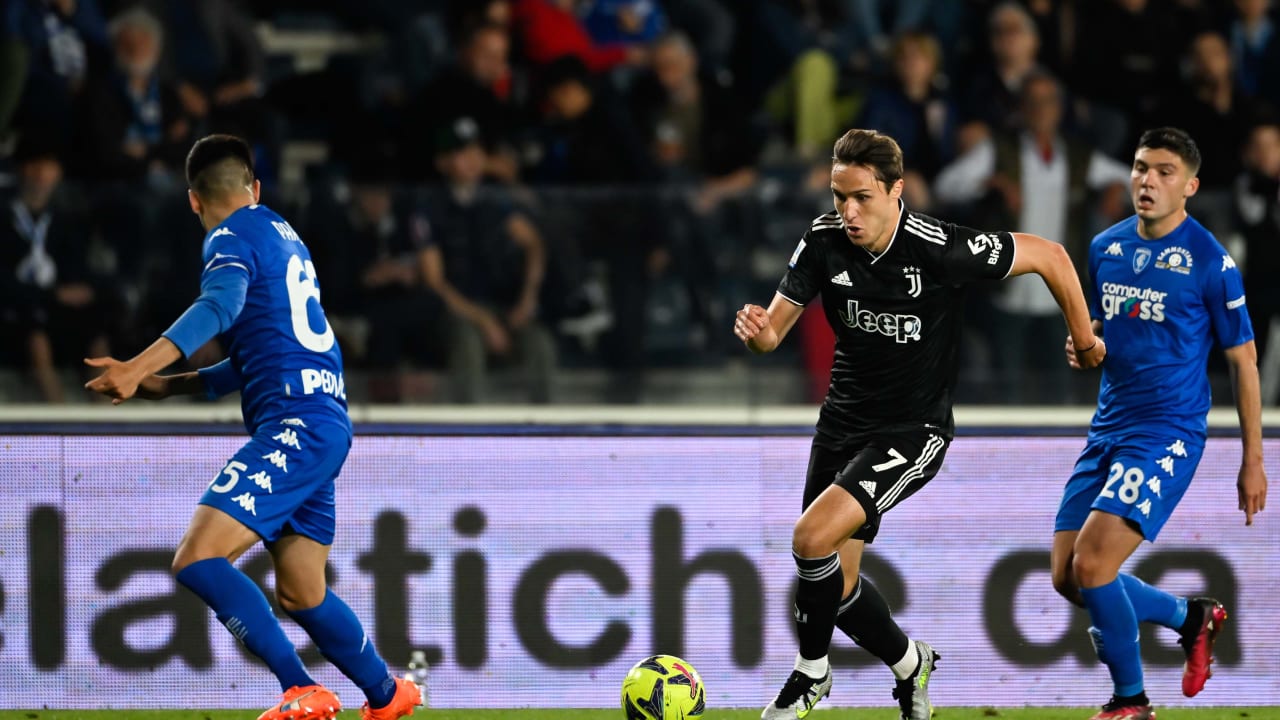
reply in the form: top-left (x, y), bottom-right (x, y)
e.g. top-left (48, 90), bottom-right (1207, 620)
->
top-left (802, 431), bottom-right (950, 543)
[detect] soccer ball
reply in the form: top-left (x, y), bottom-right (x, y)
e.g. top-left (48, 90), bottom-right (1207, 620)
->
top-left (620, 654), bottom-right (706, 720)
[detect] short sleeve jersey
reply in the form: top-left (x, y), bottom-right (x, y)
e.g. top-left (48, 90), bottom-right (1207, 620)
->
top-left (778, 201), bottom-right (1016, 440)
top-left (200, 204), bottom-right (350, 433)
top-left (1087, 214), bottom-right (1253, 438)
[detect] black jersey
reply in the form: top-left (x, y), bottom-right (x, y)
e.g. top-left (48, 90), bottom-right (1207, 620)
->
top-left (778, 201), bottom-right (1017, 441)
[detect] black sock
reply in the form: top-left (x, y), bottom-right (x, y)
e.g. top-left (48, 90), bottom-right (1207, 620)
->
top-left (834, 576), bottom-right (911, 666)
top-left (1115, 691), bottom-right (1150, 706)
top-left (793, 551), bottom-right (843, 662)
top-left (1178, 600), bottom-right (1205, 639)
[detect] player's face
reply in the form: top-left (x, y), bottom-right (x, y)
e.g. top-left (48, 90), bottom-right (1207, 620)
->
top-left (831, 163), bottom-right (903, 253)
top-left (1130, 147), bottom-right (1197, 223)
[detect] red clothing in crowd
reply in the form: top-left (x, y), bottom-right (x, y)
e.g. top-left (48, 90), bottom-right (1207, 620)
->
top-left (512, 0), bottom-right (629, 73)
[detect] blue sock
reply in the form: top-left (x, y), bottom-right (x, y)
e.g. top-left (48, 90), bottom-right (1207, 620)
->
top-left (1081, 578), bottom-right (1144, 697)
top-left (176, 558), bottom-right (313, 691)
top-left (288, 590), bottom-right (396, 708)
top-left (1119, 573), bottom-right (1187, 629)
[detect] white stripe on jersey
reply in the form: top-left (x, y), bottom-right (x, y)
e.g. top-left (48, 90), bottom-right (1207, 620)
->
top-left (206, 262), bottom-right (250, 274)
top-left (904, 216), bottom-right (947, 245)
top-left (812, 217), bottom-right (843, 229)
top-left (777, 291), bottom-right (806, 307)
top-left (876, 434), bottom-right (945, 512)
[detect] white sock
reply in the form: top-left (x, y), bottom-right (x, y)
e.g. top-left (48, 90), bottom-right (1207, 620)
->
top-left (890, 641), bottom-right (920, 680)
top-left (794, 652), bottom-right (829, 679)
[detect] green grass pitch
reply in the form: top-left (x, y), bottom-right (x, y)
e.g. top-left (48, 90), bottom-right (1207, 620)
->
top-left (2, 709), bottom-right (1277, 720)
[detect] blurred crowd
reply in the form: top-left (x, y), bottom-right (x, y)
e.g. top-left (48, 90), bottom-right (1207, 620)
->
top-left (1, 0), bottom-right (1279, 405)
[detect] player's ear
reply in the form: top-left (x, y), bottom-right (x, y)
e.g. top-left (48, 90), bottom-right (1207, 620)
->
top-left (1183, 175), bottom-right (1200, 199)
top-left (889, 178), bottom-right (904, 200)
top-left (187, 189), bottom-right (201, 216)
top-left (250, 179), bottom-right (261, 204)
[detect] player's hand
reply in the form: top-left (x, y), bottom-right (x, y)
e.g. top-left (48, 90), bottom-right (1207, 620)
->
top-left (1066, 334), bottom-right (1106, 369)
top-left (83, 357), bottom-right (144, 404)
top-left (734, 303), bottom-right (778, 352)
top-left (1238, 461), bottom-right (1267, 526)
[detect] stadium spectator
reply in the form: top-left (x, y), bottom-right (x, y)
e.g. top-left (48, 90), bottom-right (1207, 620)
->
top-left (403, 22), bottom-right (521, 184)
top-left (1158, 31), bottom-right (1267, 235)
top-left (1235, 120), bottom-right (1280, 401)
top-left (1228, 0), bottom-right (1280, 110)
top-left (1070, 0), bottom-right (1190, 136)
top-left (304, 154), bottom-right (441, 380)
top-left (579, 0), bottom-right (668, 48)
top-left (0, 133), bottom-right (111, 401)
top-left (628, 31), bottom-right (761, 201)
top-left (934, 70), bottom-right (1130, 402)
top-left (2, 0), bottom-right (108, 142)
top-left (750, 1), bottom-right (865, 160)
top-left (662, 0), bottom-right (735, 76)
top-left (526, 55), bottom-right (660, 397)
top-left (856, 30), bottom-right (957, 209)
top-left (510, 0), bottom-right (648, 74)
top-left (627, 30), bottom-right (764, 353)
top-left (72, 7), bottom-right (191, 184)
top-left (420, 117), bottom-right (555, 403)
top-left (960, 2), bottom-right (1044, 140)
top-left (152, 0), bottom-right (268, 148)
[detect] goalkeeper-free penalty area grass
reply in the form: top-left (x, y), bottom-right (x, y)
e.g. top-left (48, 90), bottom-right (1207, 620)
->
top-left (1, 709), bottom-right (1276, 719)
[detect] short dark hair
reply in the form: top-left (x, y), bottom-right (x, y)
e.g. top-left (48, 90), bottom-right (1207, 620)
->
top-left (185, 134), bottom-right (255, 199)
top-left (832, 129), bottom-right (904, 189)
top-left (1137, 127), bottom-right (1202, 175)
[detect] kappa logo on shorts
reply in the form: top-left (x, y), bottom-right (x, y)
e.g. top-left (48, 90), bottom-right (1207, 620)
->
top-left (231, 492), bottom-right (257, 516)
top-left (1166, 439), bottom-right (1187, 457)
top-left (249, 470), bottom-right (273, 493)
top-left (262, 450), bottom-right (289, 472)
top-left (1157, 456), bottom-right (1176, 474)
top-left (273, 428), bottom-right (301, 449)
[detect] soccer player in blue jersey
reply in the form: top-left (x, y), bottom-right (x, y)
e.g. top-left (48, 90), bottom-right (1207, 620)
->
top-left (1050, 127), bottom-right (1269, 720)
top-left (84, 135), bottom-right (422, 720)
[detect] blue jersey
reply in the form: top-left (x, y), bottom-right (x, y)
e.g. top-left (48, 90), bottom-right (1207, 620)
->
top-left (1087, 214), bottom-right (1253, 438)
top-left (193, 204), bottom-right (349, 432)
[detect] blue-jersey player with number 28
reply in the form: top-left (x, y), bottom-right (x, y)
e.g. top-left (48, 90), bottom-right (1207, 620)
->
top-left (1049, 128), bottom-right (1269, 720)
top-left (85, 135), bottom-right (422, 720)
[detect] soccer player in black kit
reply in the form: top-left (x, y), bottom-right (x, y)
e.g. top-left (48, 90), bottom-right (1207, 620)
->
top-left (735, 129), bottom-right (1106, 720)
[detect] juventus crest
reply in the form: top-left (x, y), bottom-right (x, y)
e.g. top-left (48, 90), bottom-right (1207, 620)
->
top-left (903, 265), bottom-right (922, 298)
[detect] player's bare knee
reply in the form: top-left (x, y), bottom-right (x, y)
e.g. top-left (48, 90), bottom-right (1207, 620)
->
top-left (1070, 550), bottom-right (1112, 589)
top-left (791, 521), bottom-right (837, 558)
top-left (275, 581), bottom-right (326, 613)
top-left (1051, 568), bottom-right (1080, 603)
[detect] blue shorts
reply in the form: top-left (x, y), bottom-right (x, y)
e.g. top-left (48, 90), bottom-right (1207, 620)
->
top-left (200, 416), bottom-right (351, 545)
top-left (1055, 432), bottom-right (1204, 540)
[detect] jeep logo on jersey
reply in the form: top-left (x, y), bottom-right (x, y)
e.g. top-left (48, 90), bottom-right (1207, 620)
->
top-left (1133, 247), bottom-right (1152, 274)
top-left (1100, 282), bottom-right (1167, 322)
top-left (839, 299), bottom-right (922, 342)
top-left (966, 233), bottom-right (1003, 265)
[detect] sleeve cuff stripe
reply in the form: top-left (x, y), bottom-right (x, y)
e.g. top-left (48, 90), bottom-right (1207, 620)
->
top-left (778, 291), bottom-right (806, 306)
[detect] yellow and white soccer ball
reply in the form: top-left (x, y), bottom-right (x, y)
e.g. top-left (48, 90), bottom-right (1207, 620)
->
top-left (620, 654), bottom-right (706, 720)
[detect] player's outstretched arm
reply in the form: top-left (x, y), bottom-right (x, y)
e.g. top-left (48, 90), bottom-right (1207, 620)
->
top-left (1224, 340), bottom-right (1267, 525)
top-left (734, 293), bottom-right (804, 354)
top-left (1008, 232), bottom-right (1105, 369)
top-left (85, 336), bottom-right (184, 404)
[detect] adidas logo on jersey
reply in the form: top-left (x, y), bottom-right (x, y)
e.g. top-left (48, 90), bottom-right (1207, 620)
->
top-left (859, 480), bottom-right (877, 498)
top-left (1105, 242), bottom-right (1123, 256)
top-left (831, 271), bottom-right (852, 286)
